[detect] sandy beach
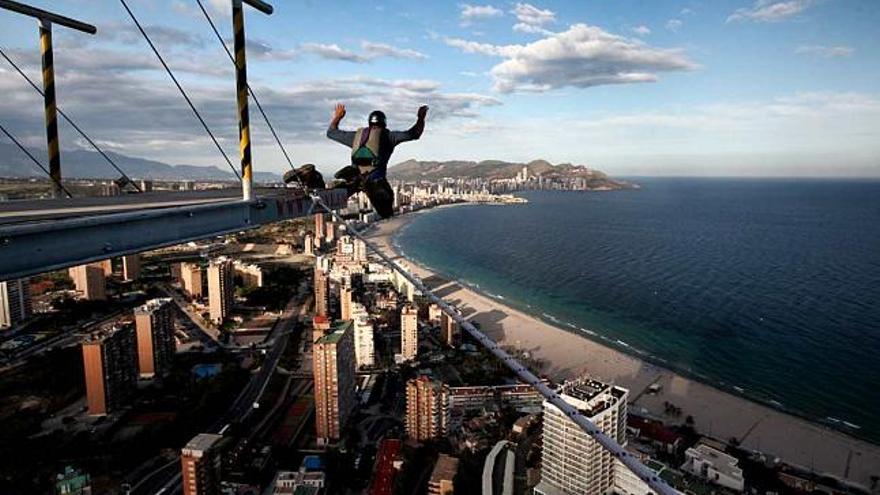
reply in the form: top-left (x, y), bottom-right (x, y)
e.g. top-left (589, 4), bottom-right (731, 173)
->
top-left (366, 208), bottom-right (880, 488)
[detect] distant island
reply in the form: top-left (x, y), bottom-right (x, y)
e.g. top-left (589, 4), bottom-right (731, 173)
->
top-left (390, 159), bottom-right (635, 192)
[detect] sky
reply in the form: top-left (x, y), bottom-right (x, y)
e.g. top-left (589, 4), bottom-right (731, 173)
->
top-left (1, 0), bottom-right (879, 178)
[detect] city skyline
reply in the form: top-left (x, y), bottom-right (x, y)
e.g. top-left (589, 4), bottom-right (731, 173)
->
top-left (0, 2), bottom-right (878, 492)
top-left (0, 1), bottom-right (876, 178)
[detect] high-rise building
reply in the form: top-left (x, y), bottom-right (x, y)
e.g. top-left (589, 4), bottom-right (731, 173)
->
top-left (354, 238), bottom-right (367, 263)
top-left (351, 303), bottom-right (374, 369)
top-left (535, 378), bottom-right (629, 495)
top-left (334, 235), bottom-right (368, 266)
top-left (122, 254), bottom-right (141, 281)
top-left (304, 234), bottom-right (315, 256)
top-left (428, 454), bottom-right (459, 495)
top-left (400, 304), bottom-right (418, 361)
top-left (313, 320), bottom-right (356, 446)
top-left (440, 312), bottom-right (459, 348)
top-left (312, 315), bottom-right (331, 343)
top-left (428, 303), bottom-right (442, 326)
top-left (340, 285), bottom-right (353, 321)
top-left (134, 298), bottom-right (175, 379)
top-left (100, 259), bottom-right (114, 277)
top-left (207, 258), bottom-right (233, 324)
top-left (405, 376), bottom-right (449, 441)
top-left (69, 263), bottom-right (107, 301)
top-left (179, 262), bottom-right (204, 298)
top-left (81, 324), bottom-right (137, 415)
top-left (181, 433), bottom-right (223, 495)
top-left (233, 260), bottom-right (263, 288)
top-left (0, 278), bottom-right (31, 329)
top-left (314, 212), bottom-right (326, 245)
top-left (325, 219), bottom-right (336, 244)
top-left (314, 265), bottom-right (329, 317)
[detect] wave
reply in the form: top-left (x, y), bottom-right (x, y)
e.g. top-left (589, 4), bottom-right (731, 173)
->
top-left (542, 313), bottom-right (560, 323)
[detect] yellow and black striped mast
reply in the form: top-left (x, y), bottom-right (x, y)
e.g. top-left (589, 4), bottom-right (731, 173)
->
top-left (38, 20), bottom-right (61, 198)
top-left (0, 0), bottom-right (96, 198)
top-left (231, 0), bottom-right (273, 201)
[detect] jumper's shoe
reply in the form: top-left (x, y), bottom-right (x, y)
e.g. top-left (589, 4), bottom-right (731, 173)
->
top-left (283, 163), bottom-right (325, 190)
top-left (330, 165), bottom-right (363, 196)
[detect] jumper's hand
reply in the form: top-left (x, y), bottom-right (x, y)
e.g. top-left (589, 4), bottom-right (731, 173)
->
top-left (417, 105), bottom-right (429, 120)
top-left (333, 103), bottom-right (346, 121)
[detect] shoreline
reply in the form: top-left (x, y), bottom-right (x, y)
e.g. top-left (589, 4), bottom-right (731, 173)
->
top-left (366, 207), bottom-right (880, 488)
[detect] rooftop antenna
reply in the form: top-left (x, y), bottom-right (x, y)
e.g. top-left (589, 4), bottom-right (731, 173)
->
top-left (0, 0), bottom-right (96, 198)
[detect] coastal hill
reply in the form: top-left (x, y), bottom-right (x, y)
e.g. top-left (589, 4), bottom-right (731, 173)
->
top-left (390, 159), bottom-right (633, 190)
top-left (0, 142), bottom-right (280, 182)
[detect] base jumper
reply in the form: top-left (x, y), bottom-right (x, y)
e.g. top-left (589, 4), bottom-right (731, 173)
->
top-left (284, 103), bottom-right (428, 218)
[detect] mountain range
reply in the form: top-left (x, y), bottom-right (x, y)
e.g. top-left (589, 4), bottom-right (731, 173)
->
top-left (0, 143), bottom-right (281, 182)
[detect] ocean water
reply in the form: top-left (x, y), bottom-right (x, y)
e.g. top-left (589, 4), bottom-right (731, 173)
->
top-left (395, 178), bottom-right (880, 444)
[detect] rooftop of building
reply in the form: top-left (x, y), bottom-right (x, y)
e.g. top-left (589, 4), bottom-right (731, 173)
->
top-left (134, 297), bottom-right (172, 314)
top-left (83, 323), bottom-right (132, 343)
top-left (183, 433), bottom-right (222, 453)
top-left (316, 320), bottom-right (353, 344)
top-left (561, 377), bottom-right (627, 403)
top-left (429, 454), bottom-right (459, 483)
top-left (687, 442), bottom-right (742, 478)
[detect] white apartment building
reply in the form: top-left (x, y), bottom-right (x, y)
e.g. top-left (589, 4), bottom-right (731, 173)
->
top-left (681, 441), bottom-right (744, 492)
top-left (351, 303), bottom-right (375, 369)
top-left (535, 378), bottom-right (629, 495)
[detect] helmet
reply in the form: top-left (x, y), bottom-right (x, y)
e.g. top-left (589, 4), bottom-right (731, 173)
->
top-left (368, 110), bottom-right (387, 128)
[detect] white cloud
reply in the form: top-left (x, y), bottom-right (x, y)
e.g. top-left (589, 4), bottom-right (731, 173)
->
top-left (727, 0), bottom-right (813, 23)
top-left (0, 45), bottom-right (499, 172)
top-left (246, 39), bottom-right (298, 61)
top-left (666, 19), bottom-right (683, 32)
top-left (300, 41), bottom-right (427, 63)
top-left (795, 45), bottom-right (854, 58)
top-left (460, 4), bottom-right (503, 25)
top-left (300, 43), bottom-right (367, 63)
top-left (513, 23), bottom-right (554, 36)
top-left (208, 0), bottom-right (229, 17)
top-left (512, 3), bottom-right (556, 28)
top-left (444, 38), bottom-right (521, 57)
top-left (112, 23), bottom-right (205, 49)
top-left (361, 41), bottom-right (428, 60)
top-left (632, 25), bottom-right (652, 36)
top-left (446, 24), bottom-right (696, 93)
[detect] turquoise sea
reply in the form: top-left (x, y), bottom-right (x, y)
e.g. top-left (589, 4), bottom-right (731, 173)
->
top-left (395, 178), bottom-right (880, 444)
